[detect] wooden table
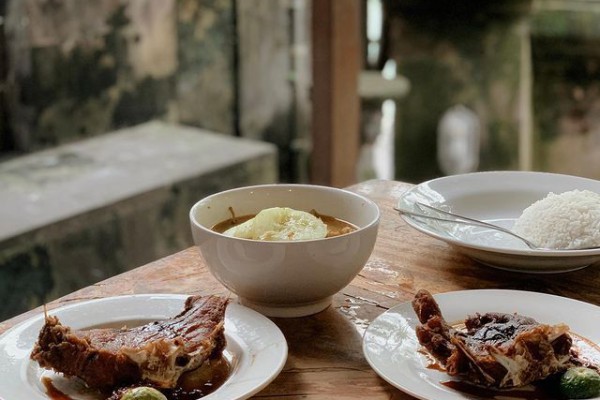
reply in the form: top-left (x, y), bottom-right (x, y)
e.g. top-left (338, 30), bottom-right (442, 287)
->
top-left (2, 179), bottom-right (600, 399)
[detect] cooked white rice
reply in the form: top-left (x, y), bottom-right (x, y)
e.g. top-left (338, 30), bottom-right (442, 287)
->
top-left (512, 189), bottom-right (600, 250)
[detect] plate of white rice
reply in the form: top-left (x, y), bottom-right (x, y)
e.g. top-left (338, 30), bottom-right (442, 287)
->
top-left (397, 171), bottom-right (600, 273)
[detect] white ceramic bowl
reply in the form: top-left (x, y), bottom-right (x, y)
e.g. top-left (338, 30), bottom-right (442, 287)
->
top-left (189, 184), bottom-right (380, 317)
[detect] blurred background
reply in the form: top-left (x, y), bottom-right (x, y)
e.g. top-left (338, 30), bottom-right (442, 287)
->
top-left (1, 0), bottom-right (600, 319)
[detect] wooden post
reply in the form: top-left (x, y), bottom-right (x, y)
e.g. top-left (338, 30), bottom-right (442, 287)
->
top-left (311, 0), bottom-right (362, 187)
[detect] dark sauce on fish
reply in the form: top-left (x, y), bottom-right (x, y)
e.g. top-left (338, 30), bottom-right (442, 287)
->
top-left (159, 356), bottom-right (230, 400)
top-left (427, 333), bottom-right (600, 400)
top-left (43, 356), bottom-right (230, 400)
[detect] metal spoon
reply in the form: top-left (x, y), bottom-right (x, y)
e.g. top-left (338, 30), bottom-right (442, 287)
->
top-left (395, 201), bottom-right (600, 251)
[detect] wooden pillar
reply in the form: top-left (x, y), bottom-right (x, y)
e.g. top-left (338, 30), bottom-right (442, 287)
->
top-left (311, 0), bottom-right (361, 187)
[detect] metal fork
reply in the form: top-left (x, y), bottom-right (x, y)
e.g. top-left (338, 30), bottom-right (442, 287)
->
top-left (395, 201), bottom-right (542, 250)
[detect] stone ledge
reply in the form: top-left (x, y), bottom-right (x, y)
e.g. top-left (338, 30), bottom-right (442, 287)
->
top-left (0, 121), bottom-right (278, 319)
top-left (0, 121), bottom-right (277, 241)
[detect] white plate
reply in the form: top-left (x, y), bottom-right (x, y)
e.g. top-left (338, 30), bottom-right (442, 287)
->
top-left (0, 294), bottom-right (288, 400)
top-left (397, 171), bottom-right (600, 273)
top-left (363, 289), bottom-right (600, 400)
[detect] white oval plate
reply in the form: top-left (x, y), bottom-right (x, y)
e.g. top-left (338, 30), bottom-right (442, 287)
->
top-left (397, 171), bottom-right (600, 273)
top-left (363, 289), bottom-right (600, 400)
top-left (0, 294), bottom-right (288, 399)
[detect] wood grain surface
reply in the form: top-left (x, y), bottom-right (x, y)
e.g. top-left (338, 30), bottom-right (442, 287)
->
top-left (2, 179), bottom-right (599, 399)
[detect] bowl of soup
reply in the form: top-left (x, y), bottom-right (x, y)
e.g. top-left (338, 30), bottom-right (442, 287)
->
top-left (189, 184), bottom-right (380, 317)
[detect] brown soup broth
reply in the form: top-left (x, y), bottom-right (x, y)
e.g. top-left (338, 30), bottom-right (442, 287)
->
top-left (212, 210), bottom-right (357, 238)
top-left (212, 215), bottom-right (253, 234)
top-left (317, 214), bottom-right (357, 237)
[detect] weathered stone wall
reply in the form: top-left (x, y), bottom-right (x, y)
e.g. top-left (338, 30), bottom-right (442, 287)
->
top-left (384, 0), bottom-right (532, 183)
top-left (1, 0), bottom-right (310, 180)
top-left (5, 1), bottom-right (181, 150)
top-left (176, 0), bottom-right (235, 134)
top-left (237, 0), bottom-right (311, 182)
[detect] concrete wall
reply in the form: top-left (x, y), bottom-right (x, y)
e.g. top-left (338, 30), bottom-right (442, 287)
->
top-left (237, 0), bottom-right (312, 182)
top-left (5, 1), bottom-right (184, 149)
top-left (1, 0), bottom-right (311, 180)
